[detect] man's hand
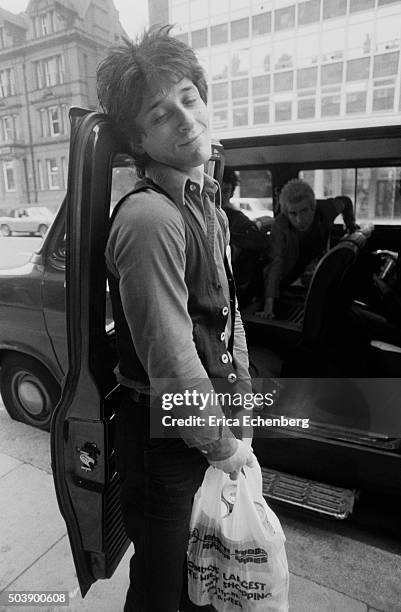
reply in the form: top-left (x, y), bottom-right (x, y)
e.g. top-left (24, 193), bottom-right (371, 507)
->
top-left (346, 223), bottom-right (360, 234)
top-left (209, 439), bottom-right (255, 480)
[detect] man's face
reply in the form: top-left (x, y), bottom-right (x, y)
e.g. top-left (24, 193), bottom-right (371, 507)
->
top-left (220, 181), bottom-right (233, 207)
top-left (135, 77), bottom-right (211, 176)
top-left (286, 199), bottom-right (315, 232)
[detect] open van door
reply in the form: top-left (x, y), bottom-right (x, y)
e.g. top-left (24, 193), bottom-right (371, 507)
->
top-left (50, 109), bottom-right (132, 596)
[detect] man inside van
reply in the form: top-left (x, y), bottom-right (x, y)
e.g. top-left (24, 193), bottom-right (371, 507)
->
top-left (221, 167), bottom-right (270, 308)
top-left (258, 178), bottom-right (358, 318)
top-left (97, 26), bottom-right (254, 612)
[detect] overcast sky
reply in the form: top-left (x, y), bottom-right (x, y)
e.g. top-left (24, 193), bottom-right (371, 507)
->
top-left (0, 0), bottom-right (149, 40)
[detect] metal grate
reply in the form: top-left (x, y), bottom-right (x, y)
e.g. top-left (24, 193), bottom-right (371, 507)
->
top-left (261, 467), bottom-right (356, 519)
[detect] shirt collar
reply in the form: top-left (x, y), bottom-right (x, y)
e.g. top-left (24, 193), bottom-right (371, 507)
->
top-left (146, 161), bottom-right (218, 207)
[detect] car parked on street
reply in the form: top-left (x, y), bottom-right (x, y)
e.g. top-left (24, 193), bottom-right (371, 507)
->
top-left (0, 206), bottom-right (54, 237)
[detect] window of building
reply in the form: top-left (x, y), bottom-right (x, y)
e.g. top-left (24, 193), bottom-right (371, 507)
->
top-left (297, 66), bottom-right (317, 89)
top-left (210, 0), bottom-right (229, 15)
top-left (253, 75), bottom-right (270, 96)
top-left (0, 115), bottom-right (16, 142)
top-left (233, 106), bottom-right (249, 127)
top-left (253, 100), bottom-right (269, 124)
top-left (231, 18), bottom-right (249, 41)
top-left (252, 12), bottom-right (271, 36)
top-left (171, 1), bottom-right (189, 23)
top-left (191, 28), bottom-right (207, 49)
top-left (48, 107), bottom-right (61, 136)
top-left (322, 0), bottom-right (346, 19)
top-left (321, 62), bottom-right (343, 85)
top-left (297, 33), bottom-right (319, 67)
top-left (252, 44), bottom-right (270, 73)
top-left (212, 107), bottom-right (228, 130)
top-left (274, 5), bottom-right (295, 31)
top-left (298, 0), bottom-right (321, 26)
top-left (46, 158), bottom-right (60, 189)
top-left (347, 23), bottom-right (373, 59)
top-left (3, 160), bottom-right (16, 191)
top-left (376, 17), bottom-right (400, 53)
top-left (322, 28), bottom-right (345, 62)
top-left (0, 68), bottom-right (16, 98)
top-left (372, 87), bottom-right (395, 111)
top-left (346, 91), bottom-right (367, 113)
top-left (356, 167), bottom-right (401, 221)
top-left (274, 70), bottom-right (294, 92)
top-left (174, 32), bottom-right (189, 44)
top-left (231, 48), bottom-right (249, 77)
top-left (212, 82), bottom-right (228, 102)
top-left (275, 100), bottom-right (292, 121)
top-left (211, 23), bottom-right (228, 45)
top-left (211, 53), bottom-right (229, 80)
top-left (0, 27), bottom-right (5, 49)
top-left (274, 39), bottom-right (295, 69)
top-left (190, 0), bottom-right (205, 21)
top-left (297, 97), bottom-right (316, 119)
top-left (35, 56), bottom-right (65, 88)
top-left (350, 0), bottom-right (374, 12)
top-left (39, 11), bottom-right (55, 36)
top-left (346, 57), bottom-right (370, 81)
top-left (232, 78), bottom-right (249, 98)
top-left (321, 94), bottom-right (341, 116)
top-left (373, 52), bottom-right (400, 78)
top-left (37, 160), bottom-right (45, 190)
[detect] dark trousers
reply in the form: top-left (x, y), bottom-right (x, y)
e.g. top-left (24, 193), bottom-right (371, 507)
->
top-left (114, 392), bottom-right (211, 612)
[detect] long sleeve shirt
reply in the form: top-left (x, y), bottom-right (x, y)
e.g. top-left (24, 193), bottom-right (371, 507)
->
top-left (105, 161), bottom-right (252, 457)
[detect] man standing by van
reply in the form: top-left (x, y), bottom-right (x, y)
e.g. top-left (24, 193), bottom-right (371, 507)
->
top-left (97, 26), bottom-right (253, 612)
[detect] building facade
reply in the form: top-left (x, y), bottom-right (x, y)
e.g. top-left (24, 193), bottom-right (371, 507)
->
top-left (0, 0), bottom-right (124, 213)
top-left (148, 0), bottom-right (401, 138)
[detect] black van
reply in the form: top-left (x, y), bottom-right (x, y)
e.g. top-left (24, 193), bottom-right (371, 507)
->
top-left (11, 108), bottom-right (401, 596)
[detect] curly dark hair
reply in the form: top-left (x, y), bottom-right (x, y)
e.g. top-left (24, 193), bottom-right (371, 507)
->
top-left (97, 25), bottom-right (208, 176)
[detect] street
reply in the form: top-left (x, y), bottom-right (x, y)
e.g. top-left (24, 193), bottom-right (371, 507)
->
top-left (0, 237), bottom-right (43, 270)
top-left (1, 400), bottom-right (401, 611)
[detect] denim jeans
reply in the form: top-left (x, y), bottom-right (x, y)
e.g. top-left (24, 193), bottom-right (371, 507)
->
top-left (115, 392), bottom-right (213, 612)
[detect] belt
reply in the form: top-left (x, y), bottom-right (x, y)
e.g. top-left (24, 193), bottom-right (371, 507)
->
top-left (125, 387), bottom-right (153, 405)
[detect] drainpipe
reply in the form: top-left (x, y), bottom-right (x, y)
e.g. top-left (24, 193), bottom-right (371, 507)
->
top-left (21, 58), bottom-right (38, 203)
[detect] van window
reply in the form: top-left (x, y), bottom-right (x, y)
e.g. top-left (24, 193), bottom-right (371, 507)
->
top-left (230, 168), bottom-right (273, 221)
top-left (299, 166), bottom-right (401, 225)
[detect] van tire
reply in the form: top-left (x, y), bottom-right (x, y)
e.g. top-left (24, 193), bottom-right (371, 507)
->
top-left (38, 224), bottom-right (48, 237)
top-left (1, 224), bottom-right (11, 237)
top-left (0, 354), bottom-right (60, 431)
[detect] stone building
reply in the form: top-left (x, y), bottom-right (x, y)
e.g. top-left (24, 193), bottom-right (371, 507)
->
top-left (0, 0), bottom-right (125, 213)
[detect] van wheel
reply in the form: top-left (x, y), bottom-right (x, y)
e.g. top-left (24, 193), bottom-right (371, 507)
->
top-left (38, 224), bottom-right (48, 237)
top-left (0, 355), bottom-right (60, 431)
top-left (1, 224), bottom-right (11, 237)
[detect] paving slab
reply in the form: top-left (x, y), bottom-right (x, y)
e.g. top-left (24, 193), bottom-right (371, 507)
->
top-left (0, 452), bottom-right (21, 478)
top-left (0, 408), bottom-right (51, 474)
top-left (0, 536), bottom-right (131, 612)
top-left (289, 573), bottom-right (368, 612)
top-left (282, 514), bottom-right (401, 612)
top-left (0, 464), bottom-right (66, 592)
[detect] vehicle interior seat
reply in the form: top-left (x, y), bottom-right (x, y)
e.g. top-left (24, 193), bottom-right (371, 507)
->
top-left (244, 230), bottom-right (369, 345)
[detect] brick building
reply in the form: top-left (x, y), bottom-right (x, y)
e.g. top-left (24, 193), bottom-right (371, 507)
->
top-left (0, 0), bottom-right (125, 213)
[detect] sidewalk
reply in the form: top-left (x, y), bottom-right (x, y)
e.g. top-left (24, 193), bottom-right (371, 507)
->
top-left (0, 415), bottom-right (400, 611)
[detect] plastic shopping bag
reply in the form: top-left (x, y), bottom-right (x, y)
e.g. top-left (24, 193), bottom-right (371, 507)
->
top-left (187, 458), bottom-right (289, 611)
